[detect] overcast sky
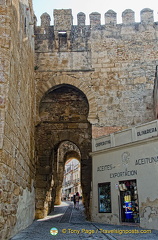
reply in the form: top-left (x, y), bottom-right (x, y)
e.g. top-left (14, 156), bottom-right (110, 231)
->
top-left (33, 0), bottom-right (158, 25)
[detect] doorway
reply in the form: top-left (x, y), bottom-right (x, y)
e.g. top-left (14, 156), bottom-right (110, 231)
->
top-left (35, 84), bottom-right (92, 219)
top-left (119, 179), bottom-right (139, 223)
top-left (62, 158), bottom-right (82, 201)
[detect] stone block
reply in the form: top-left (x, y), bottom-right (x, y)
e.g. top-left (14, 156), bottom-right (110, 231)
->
top-left (0, 6), bottom-right (7, 15)
top-left (141, 8), bottom-right (154, 25)
top-left (77, 12), bottom-right (86, 26)
top-left (122, 9), bottom-right (135, 24)
top-left (0, 0), bottom-right (6, 4)
top-left (105, 10), bottom-right (117, 25)
top-left (36, 180), bottom-right (48, 188)
top-left (53, 9), bottom-right (73, 31)
top-left (40, 12), bottom-right (51, 27)
top-left (13, 186), bottom-right (20, 196)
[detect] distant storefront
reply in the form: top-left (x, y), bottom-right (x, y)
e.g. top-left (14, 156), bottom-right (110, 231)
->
top-left (91, 120), bottom-right (158, 230)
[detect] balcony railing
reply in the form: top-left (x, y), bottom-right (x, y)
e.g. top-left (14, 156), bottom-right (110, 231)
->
top-left (62, 178), bottom-right (80, 187)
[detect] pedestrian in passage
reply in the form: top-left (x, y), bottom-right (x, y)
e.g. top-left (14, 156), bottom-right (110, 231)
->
top-left (73, 194), bottom-right (76, 208)
top-left (75, 192), bottom-right (80, 210)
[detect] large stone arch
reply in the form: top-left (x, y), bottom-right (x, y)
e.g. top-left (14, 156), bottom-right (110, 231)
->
top-left (35, 83), bottom-right (92, 219)
top-left (36, 74), bottom-right (98, 124)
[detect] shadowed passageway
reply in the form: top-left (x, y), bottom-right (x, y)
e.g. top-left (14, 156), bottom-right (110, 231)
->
top-left (11, 201), bottom-right (158, 240)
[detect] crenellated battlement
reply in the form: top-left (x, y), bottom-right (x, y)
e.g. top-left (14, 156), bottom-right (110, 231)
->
top-left (34, 8), bottom-right (158, 52)
top-left (37, 8), bottom-right (156, 27)
top-left (35, 8), bottom-right (158, 51)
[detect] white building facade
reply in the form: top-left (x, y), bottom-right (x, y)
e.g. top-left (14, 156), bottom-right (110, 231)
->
top-left (91, 120), bottom-right (158, 230)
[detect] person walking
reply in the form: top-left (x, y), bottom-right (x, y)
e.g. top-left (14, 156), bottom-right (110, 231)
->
top-left (75, 192), bottom-right (80, 210)
top-left (73, 194), bottom-right (76, 208)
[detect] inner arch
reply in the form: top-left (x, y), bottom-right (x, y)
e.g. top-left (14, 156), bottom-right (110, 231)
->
top-left (54, 140), bottom-right (81, 205)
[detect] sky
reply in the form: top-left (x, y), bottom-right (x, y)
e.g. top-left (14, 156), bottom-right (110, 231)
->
top-left (32, 0), bottom-right (158, 25)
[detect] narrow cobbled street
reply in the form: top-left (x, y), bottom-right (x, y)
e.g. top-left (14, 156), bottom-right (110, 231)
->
top-left (11, 201), bottom-right (158, 240)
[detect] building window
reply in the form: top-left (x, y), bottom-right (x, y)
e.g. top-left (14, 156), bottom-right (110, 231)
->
top-left (98, 182), bottom-right (111, 213)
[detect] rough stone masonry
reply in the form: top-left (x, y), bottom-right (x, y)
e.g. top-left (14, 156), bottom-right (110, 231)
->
top-left (1, 0), bottom-right (158, 239)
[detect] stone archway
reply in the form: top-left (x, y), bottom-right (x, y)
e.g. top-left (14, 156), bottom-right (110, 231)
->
top-left (62, 157), bottom-right (81, 202)
top-left (35, 74), bottom-right (98, 125)
top-left (35, 84), bottom-right (92, 219)
top-left (53, 141), bottom-right (81, 205)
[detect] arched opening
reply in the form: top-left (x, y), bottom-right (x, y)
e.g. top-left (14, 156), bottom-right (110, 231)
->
top-left (39, 84), bottom-right (89, 122)
top-left (52, 140), bottom-right (81, 206)
top-left (35, 84), bottom-right (92, 219)
top-left (57, 141), bottom-right (82, 203)
top-left (62, 158), bottom-right (81, 201)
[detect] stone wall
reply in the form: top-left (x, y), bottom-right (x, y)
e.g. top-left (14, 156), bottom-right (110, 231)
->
top-left (0, 0), bottom-right (35, 239)
top-left (1, 5), bottom-right (158, 239)
top-left (153, 66), bottom-right (158, 118)
top-left (35, 8), bottom-right (158, 137)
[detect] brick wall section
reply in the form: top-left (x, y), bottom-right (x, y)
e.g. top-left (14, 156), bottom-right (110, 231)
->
top-left (0, 1), bottom-right (35, 239)
top-left (92, 126), bottom-right (123, 138)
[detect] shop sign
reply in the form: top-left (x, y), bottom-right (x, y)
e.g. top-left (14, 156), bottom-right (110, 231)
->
top-left (95, 140), bottom-right (111, 147)
top-left (135, 156), bottom-right (158, 165)
top-left (136, 122), bottom-right (158, 141)
top-left (94, 136), bottom-right (111, 151)
top-left (110, 170), bottom-right (137, 178)
top-left (137, 127), bottom-right (157, 137)
top-left (96, 152), bottom-right (158, 179)
top-left (97, 164), bottom-right (114, 171)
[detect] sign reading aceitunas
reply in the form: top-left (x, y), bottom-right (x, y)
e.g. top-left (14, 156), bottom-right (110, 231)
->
top-left (96, 155), bottom-right (158, 178)
top-left (92, 120), bottom-right (158, 152)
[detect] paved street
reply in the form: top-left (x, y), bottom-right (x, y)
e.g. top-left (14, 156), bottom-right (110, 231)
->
top-left (11, 201), bottom-right (158, 240)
